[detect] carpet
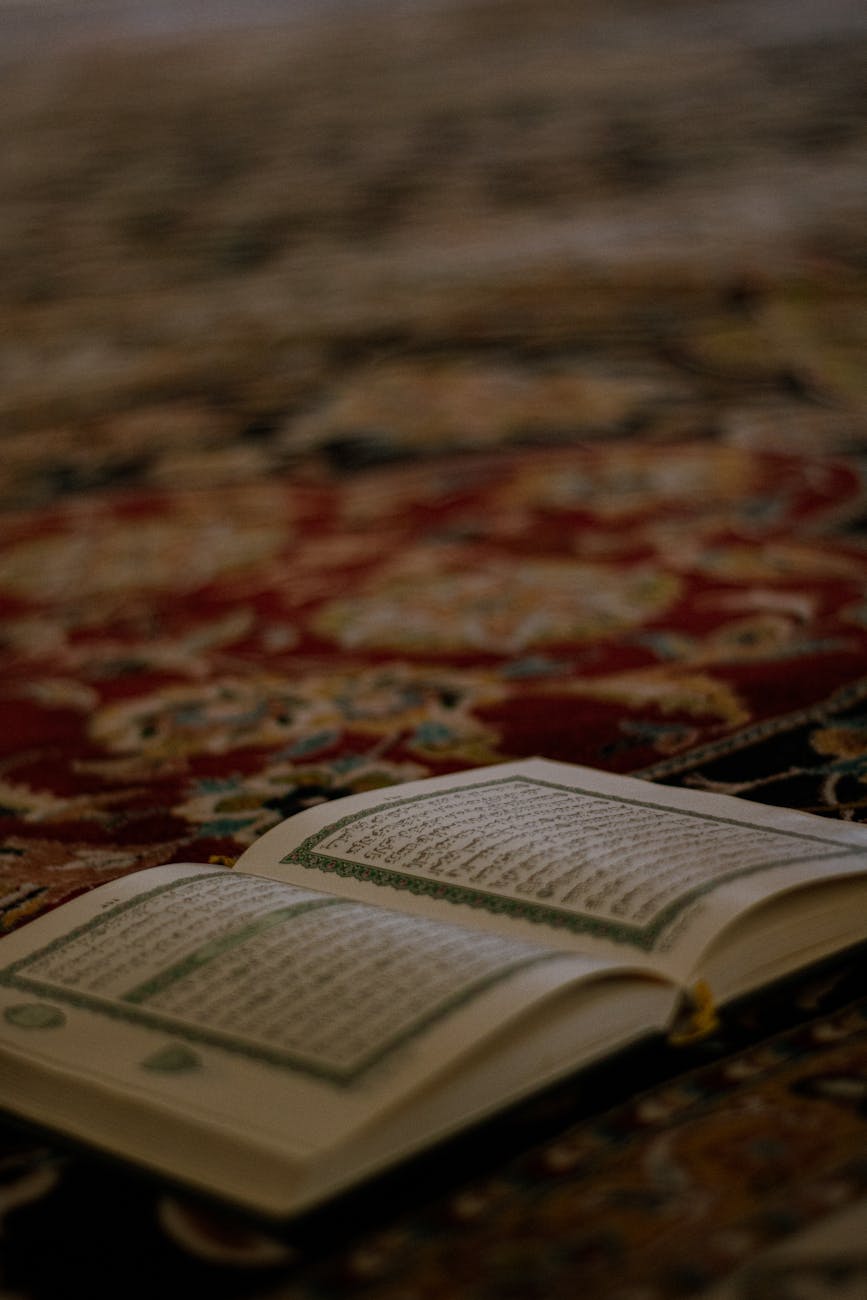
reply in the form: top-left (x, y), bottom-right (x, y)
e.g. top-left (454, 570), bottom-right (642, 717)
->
top-left (1, 0), bottom-right (866, 1295)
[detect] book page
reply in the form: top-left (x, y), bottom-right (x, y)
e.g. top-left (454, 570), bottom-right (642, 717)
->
top-left (0, 862), bottom-right (638, 1169)
top-left (238, 759), bottom-right (867, 982)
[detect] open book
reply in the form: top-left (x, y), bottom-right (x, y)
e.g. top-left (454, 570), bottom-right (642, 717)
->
top-left (2, 757), bottom-right (867, 1219)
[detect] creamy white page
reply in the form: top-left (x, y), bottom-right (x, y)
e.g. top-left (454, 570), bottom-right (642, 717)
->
top-left (238, 758), bottom-right (867, 988)
top-left (0, 861), bottom-right (635, 1166)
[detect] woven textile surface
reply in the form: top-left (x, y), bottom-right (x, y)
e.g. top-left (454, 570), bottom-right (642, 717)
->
top-left (1, 0), bottom-right (867, 1294)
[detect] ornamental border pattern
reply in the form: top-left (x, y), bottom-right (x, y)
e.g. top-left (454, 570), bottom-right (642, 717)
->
top-left (284, 776), bottom-right (865, 952)
top-left (0, 872), bottom-right (557, 1086)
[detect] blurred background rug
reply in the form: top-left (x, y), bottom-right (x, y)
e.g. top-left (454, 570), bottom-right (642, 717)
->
top-left (1, 1), bottom-right (867, 1295)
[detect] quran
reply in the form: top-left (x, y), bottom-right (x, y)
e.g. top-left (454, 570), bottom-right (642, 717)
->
top-left (2, 757), bottom-right (867, 1220)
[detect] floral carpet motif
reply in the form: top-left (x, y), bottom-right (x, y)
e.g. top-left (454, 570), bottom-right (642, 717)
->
top-left (4, 442), bottom-right (867, 933)
top-left (1, 0), bottom-right (867, 1294)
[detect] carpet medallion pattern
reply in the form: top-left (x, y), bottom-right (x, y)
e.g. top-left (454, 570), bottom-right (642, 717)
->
top-left (4, 442), bottom-right (867, 935)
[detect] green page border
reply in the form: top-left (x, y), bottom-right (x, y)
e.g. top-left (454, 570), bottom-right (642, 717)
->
top-left (0, 873), bottom-right (558, 1086)
top-left (284, 776), bottom-right (866, 951)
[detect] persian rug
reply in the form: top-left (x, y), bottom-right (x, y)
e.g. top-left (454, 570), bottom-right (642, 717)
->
top-left (1, 0), bottom-right (866, 1295)
top-left (5, 440), bottom-right (867, 934)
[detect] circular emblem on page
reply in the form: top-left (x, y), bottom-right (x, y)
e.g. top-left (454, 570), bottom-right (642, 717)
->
top-left (4, 1003), bottom-right (66, 1030)
top-left (142, 1044), bottom-right (202, 1073)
